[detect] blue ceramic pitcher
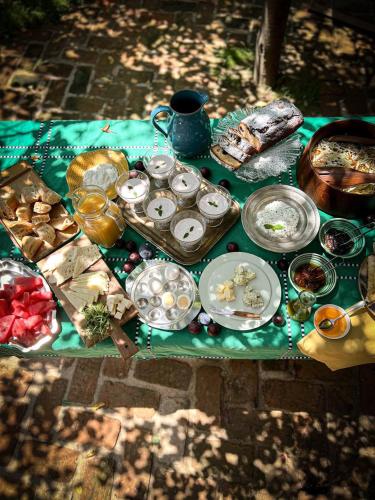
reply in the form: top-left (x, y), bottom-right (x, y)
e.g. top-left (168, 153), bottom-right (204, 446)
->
top-left (150, 89), bottom-right (211, 158)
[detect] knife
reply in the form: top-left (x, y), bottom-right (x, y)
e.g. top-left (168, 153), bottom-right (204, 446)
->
top-left (210, 307), bottom-right (261, 319)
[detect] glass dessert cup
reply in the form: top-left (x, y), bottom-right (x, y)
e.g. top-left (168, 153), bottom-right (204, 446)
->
top-left (171, 209), bottom-right (206, 252)
top-left (143, 151), bottom-right (176, 188)
top-left (196, 184), bottom-right (231, 227)
top-left (168, 163), bottom-right (202, 208)
top-left (115, 170), bottom-right (150, 214)
top-left (143, 189), bottom-right (177, 231)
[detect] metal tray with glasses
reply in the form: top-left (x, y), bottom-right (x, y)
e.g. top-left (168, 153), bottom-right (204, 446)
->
top-left (241, 184), bottom-right (320, 253)
top-left (118, 163), bottom-right (240, 265)
top-left (125, 261), bottom-right (201, 330)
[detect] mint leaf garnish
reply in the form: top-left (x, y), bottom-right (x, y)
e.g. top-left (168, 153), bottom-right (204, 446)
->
top-left (264, 223), bottom-right (284, 231)
top-left (155, 204), bottom-right (163, 217)
top-left (183, 226), bottom-right (195, 239)
top-left (208, 200), bottom-right (218, 208)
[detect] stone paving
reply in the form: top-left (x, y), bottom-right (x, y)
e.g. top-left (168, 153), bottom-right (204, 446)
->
top-left (0, 0), bottom-right (374, 121)
top-left (1, 356), bottom-right (375, 499)
top-left (1, 1), bottom-right (375, 498)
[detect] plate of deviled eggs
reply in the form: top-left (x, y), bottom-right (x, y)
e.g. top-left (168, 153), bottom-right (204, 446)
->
top-left (126, 261), bottom-right (201, 330)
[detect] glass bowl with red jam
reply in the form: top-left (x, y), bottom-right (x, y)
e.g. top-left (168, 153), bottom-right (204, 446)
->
top-left (319, 218), bottom-right (365, 259)
top-left (288, 253), bottom-right (337, 298)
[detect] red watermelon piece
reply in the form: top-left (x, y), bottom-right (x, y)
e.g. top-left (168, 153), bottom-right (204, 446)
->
top-left (14, 276), bottom-right (43, 289)
top-left (29, 290), bottom-right (53, 302)
top-left (0, 315), bottom-right (16, 343)
top-left (25, 315), bottom-right (44, 331)
top-left (0, 299), bottom-right (9, 318)
top-left (28, 301), bottom-right (56, 316)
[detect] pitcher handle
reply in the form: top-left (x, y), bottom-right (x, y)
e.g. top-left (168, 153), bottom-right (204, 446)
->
top-left (150, 105), bottom-right (172, 138)
top-left (197, 90), bottom-right (209, 105)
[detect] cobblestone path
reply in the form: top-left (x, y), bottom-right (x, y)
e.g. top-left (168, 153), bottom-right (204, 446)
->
top-left (1, 1), bottom-right (375, 498)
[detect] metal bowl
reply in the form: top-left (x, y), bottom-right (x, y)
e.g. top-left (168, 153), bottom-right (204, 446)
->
top-left (241, 185), bottom-right (320, 253)
top-left (0, 259), bottom-right (59, 353)
top-left (125, 260), bottom-right (201, 330)
top-left (288, 253), bottom-right (337, 298)
top-left (319, 218), bottom-right (365, 259)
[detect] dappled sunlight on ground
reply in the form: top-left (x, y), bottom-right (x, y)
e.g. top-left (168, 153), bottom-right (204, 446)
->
top-left (1, 357), bottom-right (375, 498)
top-left (0, 1), bottom-right (374, 120)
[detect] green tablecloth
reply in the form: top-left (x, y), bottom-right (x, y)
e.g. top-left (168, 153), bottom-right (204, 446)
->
top-left (0, 118), bottom-right (374, 359)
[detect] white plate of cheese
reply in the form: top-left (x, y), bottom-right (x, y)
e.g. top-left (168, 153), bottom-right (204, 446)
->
top-left (199, 252), bottom-right (281, 330)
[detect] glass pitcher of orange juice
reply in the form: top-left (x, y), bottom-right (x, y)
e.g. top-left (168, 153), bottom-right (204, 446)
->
top-left (71, 185), bottom-right (125, 248)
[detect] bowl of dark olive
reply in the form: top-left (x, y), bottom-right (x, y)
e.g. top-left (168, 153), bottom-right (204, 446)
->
top-left (319, 218), bottom-right (365, 259)
top-left (288, 253), bottom-right (337, 298)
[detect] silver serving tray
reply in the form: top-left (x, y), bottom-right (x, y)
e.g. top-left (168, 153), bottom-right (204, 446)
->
top-left (241, 184), bottom-right (320, 253)
top-left (126, 261), bottom-right (201, 330)
top-left (0, 259), bottom-right (59, 352)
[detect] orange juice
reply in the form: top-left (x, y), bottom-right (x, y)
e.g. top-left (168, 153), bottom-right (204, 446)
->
top-left (314, 305), bottom-right (350, 339)
top-left (72, 189), bottom-right (125, 248)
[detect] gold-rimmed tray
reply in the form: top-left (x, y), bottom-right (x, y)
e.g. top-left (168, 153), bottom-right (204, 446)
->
top-left (66, 149), bottom-right (129, 200)
top-left (119, 177), bottom-right (240, 266)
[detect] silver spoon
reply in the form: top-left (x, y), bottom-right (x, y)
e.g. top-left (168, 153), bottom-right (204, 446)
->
top-left (318, 299), bottom-right (373, 331)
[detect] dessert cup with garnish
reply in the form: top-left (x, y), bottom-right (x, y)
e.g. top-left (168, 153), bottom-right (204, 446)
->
top-left (197, 184), bottom-right (231, 227)
top-left (143, 152), bottom-right (176, 188)
top-left (116, 170), bottom-right (150, 214)
top-left (143, 189), bottom-right (177, 231)
top-left (168, 163), bottom-right (202, 208)
top-left (171, 209), bottom-right (206, 252)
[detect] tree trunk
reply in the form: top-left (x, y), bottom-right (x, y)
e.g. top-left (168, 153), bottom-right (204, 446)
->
top-left (254, 0), bottom-right (291, 87)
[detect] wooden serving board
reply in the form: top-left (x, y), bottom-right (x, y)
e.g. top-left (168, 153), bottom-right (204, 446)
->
top-left (0, 161), bottom-right (79, 262)
top-left (37, 236), bottom-right (138, 358)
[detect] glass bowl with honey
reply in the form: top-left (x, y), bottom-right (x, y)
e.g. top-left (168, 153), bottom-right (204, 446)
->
top-left (314, 304), bottom-right (350, 340)
top-left (288, 253), bottom-right (337, 298)
top-left (319, 218), bottom-right (365, 259)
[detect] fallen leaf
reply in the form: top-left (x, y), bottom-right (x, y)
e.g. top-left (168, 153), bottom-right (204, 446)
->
top-left (101, 123), bottom-right (111, 133)
top-left (91, 402), bottom-right (106, 411)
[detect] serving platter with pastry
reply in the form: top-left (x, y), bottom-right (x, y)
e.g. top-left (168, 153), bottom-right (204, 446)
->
top-left (211, 99), bottom-right (304, 182)
top-left (297, 119), bottom-right (375, 218)
top-left (37, 235), bottom-right (138, 359)
top-left (0, 162), bottom-right (79, 261)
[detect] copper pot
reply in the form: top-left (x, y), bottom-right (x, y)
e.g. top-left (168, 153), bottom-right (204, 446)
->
top-left (297, 119), bottom-right (375, 218)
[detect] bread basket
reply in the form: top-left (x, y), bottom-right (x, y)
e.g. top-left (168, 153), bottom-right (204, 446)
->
top-left (297, 119), bottom-right (375, 218)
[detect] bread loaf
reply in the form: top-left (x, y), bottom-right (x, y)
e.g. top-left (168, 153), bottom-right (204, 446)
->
top-left (238, 99), bottom-right (303, 152)
top-left (211, 144), bottom-right (241, 170)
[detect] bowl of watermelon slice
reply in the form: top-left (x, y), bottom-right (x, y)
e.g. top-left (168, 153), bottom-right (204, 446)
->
top-left (0, 259), bottom-right (59, 352)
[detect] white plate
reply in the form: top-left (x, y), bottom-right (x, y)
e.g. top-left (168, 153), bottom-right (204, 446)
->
top-left (241, 185), bottom-right (320, 253)
top-left (0, 259), bottom-right (59, 353)
top-left (199, 252), bottom-right (281, 330)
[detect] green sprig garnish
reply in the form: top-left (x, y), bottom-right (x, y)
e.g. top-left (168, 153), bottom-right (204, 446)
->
top-left (208, 200), bottom-right (218, 208)
top-left (183, 226), bottom-right (195, 239)
top-left (264, 223), bottom-right (284, 231)
top-left (155, 204), bottom-right (163, 217)
top-left (83, 303), bottom-right (111, 342)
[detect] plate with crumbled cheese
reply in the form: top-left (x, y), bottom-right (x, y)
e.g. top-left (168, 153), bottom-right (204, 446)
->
top-left (199, 252), bottom-right (281, 330)
top-left (242, 185), bottom-right (320, 253)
